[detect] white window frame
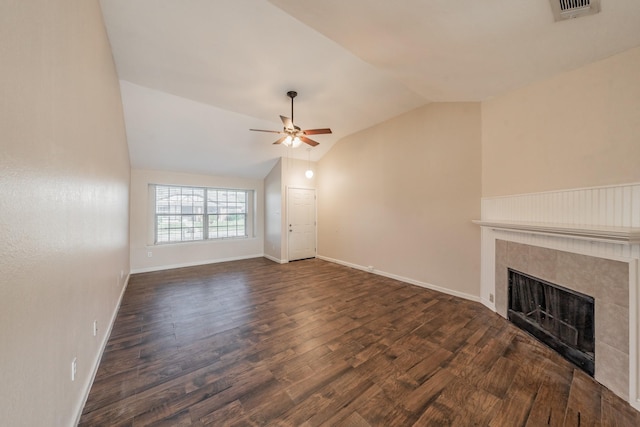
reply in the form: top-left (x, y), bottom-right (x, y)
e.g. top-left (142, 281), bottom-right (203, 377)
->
top-left (153, 184), bottom-right (251, 245)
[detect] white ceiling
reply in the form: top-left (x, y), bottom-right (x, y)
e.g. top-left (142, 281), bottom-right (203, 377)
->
top-left (99, 0), bottom-right (640, 179)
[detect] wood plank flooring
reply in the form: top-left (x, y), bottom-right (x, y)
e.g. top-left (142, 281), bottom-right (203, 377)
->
top-left (79, 258), bottom-right (640, 426)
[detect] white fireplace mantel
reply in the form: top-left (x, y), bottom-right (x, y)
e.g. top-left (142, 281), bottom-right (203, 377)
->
top-left (473, 220), bottom-right (640, 245)
top-left (477, 182), bottom-right (640, 410)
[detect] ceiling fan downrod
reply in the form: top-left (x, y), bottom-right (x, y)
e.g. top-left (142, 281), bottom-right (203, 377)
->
top-left (287, 90), bottom-right (297, 125)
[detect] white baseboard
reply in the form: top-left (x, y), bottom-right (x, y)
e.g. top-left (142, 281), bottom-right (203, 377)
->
top-left (263, 254), bottom-right (288, 264)
top-left (317, 255), bottom-right (481, 303)
top-left (480, 297), bottom-right (496, 312)
top-left (73, 273), bottom-right (130, 426)
top-left (130, 254), bottom-right (265, 274)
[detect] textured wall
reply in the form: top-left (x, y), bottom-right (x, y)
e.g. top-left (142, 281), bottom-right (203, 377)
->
top-left (0, 1), bottom-right (130, 425)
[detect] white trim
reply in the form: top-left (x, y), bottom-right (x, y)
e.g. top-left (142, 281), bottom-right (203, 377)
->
top-left (73, 273), bottom-right (130, 426)
top-left (473, 220), bottom-right (640, 245)
top-left (149, 236), bottom-right (260, 248)
top-left (482, 181), bottom-right (640, 200)
top-left (149, 184), bottom-right (256, 246)
top-left (263, 254), bottom-right (288, 264)
top-left (130, 254), bottom-right (264, 274)
top-left (480, 227), bottom-right (497, 312)
top-left (631, 259), bottom-right (640, 411)
top-left (286, 186), bottom-right (317, 262)
top-left (480, 297), bottom-right (494, 311)
top-left (317, 255), bottom-right (481, 303)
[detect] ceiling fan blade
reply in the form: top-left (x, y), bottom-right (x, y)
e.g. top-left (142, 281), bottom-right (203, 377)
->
top-left (303, 128), bottom-right (332, 135)
top-left (280, 115), bottom-right (294, 130)
top-left (300, 136), bottom-right (320, 147)
top-left (249, 129), bottom-right (283, 134)
top-left (272, 136), bottom-right (288, 145)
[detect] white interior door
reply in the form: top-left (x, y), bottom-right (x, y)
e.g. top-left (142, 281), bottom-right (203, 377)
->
top-left (287, 187), bottom-right (316, 261)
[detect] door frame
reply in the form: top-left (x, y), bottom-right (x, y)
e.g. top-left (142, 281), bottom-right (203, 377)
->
top-left (286, 186), bottom-right (317, 262)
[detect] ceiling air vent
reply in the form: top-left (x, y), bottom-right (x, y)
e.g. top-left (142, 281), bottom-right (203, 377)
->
top-left (549, 0), bottom-right (600, 21)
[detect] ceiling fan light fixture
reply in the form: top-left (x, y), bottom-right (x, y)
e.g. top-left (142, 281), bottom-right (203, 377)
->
top-left (249, 91), bottom-right (332, 148)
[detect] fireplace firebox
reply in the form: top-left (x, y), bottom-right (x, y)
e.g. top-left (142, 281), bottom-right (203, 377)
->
top-left (508, 269), bottom-right (595, 376)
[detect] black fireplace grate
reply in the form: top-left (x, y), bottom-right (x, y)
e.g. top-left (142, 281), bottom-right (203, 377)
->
top-left (508, 269), bottom-right (595, 376)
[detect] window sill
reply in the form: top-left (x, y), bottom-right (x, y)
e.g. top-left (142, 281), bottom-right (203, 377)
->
top-left (151, 236), bottom-right (257, 247)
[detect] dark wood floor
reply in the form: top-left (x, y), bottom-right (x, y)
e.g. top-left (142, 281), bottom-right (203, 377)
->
top-left (79, 258), bottom-right (639, 426)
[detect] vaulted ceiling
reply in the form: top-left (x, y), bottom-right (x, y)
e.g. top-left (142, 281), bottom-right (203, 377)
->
top-left (99, 0), bottom-right (640, 179)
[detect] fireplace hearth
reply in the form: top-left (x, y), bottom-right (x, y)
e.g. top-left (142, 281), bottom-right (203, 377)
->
top-left (508, 269), bottom-right (595, 375)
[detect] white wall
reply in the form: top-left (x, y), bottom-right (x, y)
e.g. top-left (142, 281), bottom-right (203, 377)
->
top-left (0, 1), bottom-right (130, 425)
top-left (317, 103), bottom-right (482, 299)
top-left (130, 169), bottom-right (264, 272)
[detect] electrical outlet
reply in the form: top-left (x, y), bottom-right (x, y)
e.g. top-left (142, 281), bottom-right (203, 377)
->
top-left (93, 320), bottom-right (98, 337)
top-left (147, 251), bottom-right (153, 258)
top-left (120, 270), bottom-right (125, 280)
top-left (489, 293), bottom-right (494, 303)
top-left (71, 357), bottom-right (77, 381)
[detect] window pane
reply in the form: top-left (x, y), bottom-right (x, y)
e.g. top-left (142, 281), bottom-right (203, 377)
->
top-left (205, 189), bottom-right (247, 239)
top-left (155, 185), bottom-right (206, 243)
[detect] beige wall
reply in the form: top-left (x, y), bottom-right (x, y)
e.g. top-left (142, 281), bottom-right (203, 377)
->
top-left (264, 156), bottom-right (317, 262)
top-left (482, 46), bottom-right (640, 197)
top-left (130, 169), bottom-right (264, 272)
top-left (318, 103), bottom-right (482, 298)
top-left (264, 159), bottom-right (284, 261)
top-left (0, 1), bottom-right (130, 425)
top-left (282, 155), bottom-right (317, 190)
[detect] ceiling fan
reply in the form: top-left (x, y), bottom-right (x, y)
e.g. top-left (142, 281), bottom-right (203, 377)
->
top-left (250, 91), bottom-right (332, 147)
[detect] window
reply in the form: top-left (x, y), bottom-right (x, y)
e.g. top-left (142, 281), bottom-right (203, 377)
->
top-left (154, 185), bottom-right (249, 244)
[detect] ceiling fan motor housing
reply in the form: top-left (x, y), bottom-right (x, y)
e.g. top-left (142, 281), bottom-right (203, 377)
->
top-left (249, 90), bottom-right (330, 147)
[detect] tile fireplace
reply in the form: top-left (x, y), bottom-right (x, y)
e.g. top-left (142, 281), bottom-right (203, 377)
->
top-left (495, 240), bottom-right (629, 400)
top-left (476, 182), bottom-right (640, 409)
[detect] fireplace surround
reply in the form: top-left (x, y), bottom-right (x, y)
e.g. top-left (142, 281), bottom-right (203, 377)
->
top-left (495, 239), bottom-right (629, 400)
top-left (476, 183), bottom-right (640, 409)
